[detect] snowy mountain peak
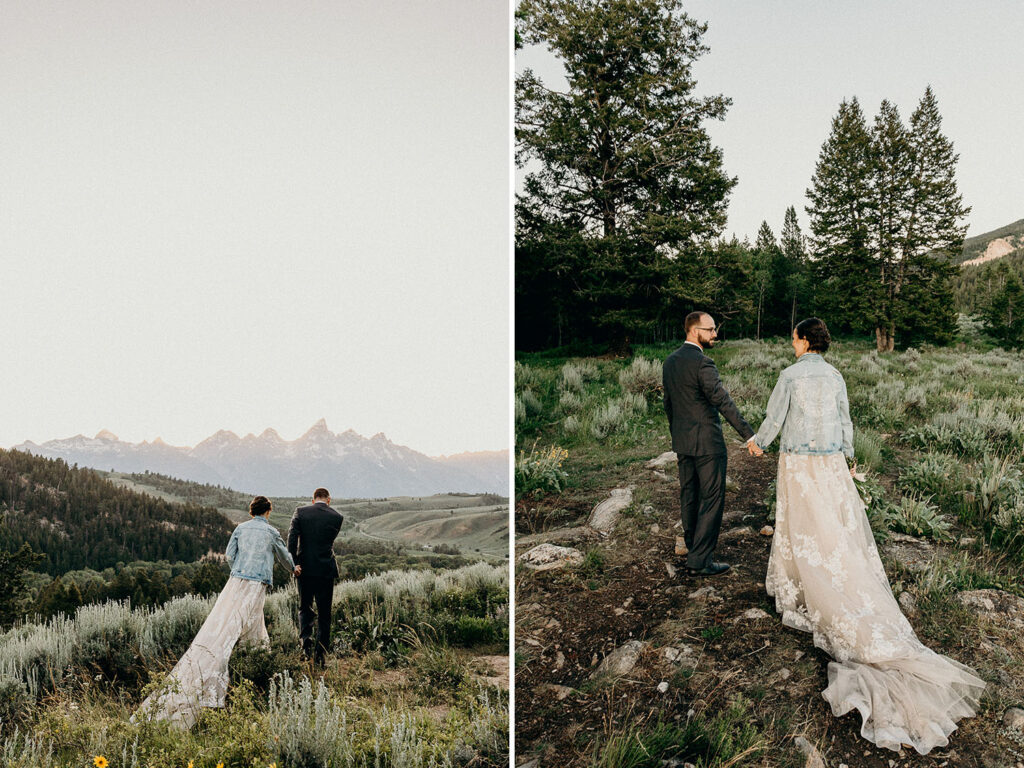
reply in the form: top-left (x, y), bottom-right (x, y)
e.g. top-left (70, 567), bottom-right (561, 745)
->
top-left (95, 429), bottom-right (119, 441)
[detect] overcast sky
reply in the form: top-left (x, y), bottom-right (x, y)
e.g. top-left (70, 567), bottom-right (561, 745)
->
top-left (517, 0), bottom-right (1023, 242)
top-left (0, 1), bottom-right (509, 456)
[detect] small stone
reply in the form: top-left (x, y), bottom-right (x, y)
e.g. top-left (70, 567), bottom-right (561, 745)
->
top-left (719, 525), bottom-right (754, 541)
top-left (554, 651), bottom-right (565, 670)
top-left (958, 536), bottom-right (976, 548)
top-left (760, 525), bottom-right (774, 536)
top-left (523, 637), bottom-right (541, 647)
top-left (614, 608), bottom-right (626, 616)
top-left (535, 683), bottom-right (576, 700)
top-left (737, 607), bottom-right (770, 621)
top-left (794, 651), bottom-right (805, 661)
top-left (1004, 707), bottom-right (1024, 731)
top-left (642, 504), bottom-right (656, 516)
top-left (651, 469), bottom-right (671, 482)
top-left (898, 591), bottom-right (918, 617)
top-left (688, 585), bottom-right (721, 602)
top-left (593, 640), bottom-right (649, 678)
top-left (839, 764), bottom-right (849, 768)
top-left (887, 761), bottom-right (895, 768)
top-left (591, 653), bottom-right (598, 666)
top-left (650, 523), bottom-right (661, 533)
top-left (589, 487), bottom-right (634, 532)
top-left (665, 562), bottom-right (677, 578)
top-left (519, 543), bottom-right (584, 571)
top-left (646, 451), bottom-right (677, 469)
top-left (794, 736), bottom-right (826, 768)
top-left (517, 760), bottom-right (539, 768)
top-left (675, 536), bottom-right (689, 556)
top-left (657, 681), bottom-right (669, 693)
top-left (777, 668), bottom-right (791, 680)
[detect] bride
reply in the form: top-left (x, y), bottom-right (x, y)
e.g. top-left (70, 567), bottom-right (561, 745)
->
top-left (132, 495), bottom-right (296, 729)
top-left (748, 317), bottom-right (986, 755)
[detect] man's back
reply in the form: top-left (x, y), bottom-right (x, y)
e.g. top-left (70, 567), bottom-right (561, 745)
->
top-left (663, 342), bottom-right (752, 456)
top-left (287, 502), bottom-right (344, 578)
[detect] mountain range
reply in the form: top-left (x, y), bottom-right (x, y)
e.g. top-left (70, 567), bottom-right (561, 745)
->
top-left (13, 420), bottom-right (509, 497)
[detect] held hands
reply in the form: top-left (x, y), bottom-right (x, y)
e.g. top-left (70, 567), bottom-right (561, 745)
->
top-left (746, 439), bottom-right (763, 457)
top-left (293, 565), bottom-right (302, 577)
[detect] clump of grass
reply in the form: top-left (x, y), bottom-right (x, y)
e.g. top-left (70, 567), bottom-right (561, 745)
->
top-left (854, 429), bottom-right (885, 471)
top-left (898, 452), bottom-right (965, 509)
top-left (558, 390), bottom-right (584, 414)
top-left (590, 394), bottom-right (646, 439)
top-left (889, 496), bottom-right (952, 540)
top-left (618, 357), bottom-right (662, 397)
top-left (592, 698), bottom-right (765, 768)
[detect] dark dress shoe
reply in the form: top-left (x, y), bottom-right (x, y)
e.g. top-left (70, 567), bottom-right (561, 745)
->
top-left (687, 561), bottom-right (731, 576)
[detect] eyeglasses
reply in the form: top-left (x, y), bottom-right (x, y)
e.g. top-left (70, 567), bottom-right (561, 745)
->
top-left (695, 326), bottom-right (719, 332)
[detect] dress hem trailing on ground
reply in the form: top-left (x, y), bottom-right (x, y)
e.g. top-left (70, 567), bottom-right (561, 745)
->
top-left (765, 452), bottom-right (986, 755)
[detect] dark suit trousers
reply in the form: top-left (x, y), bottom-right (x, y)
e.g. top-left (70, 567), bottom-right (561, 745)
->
top-left (678, 453), bottom-right (728, 570)
top-left (297, 574), bottom-right (334, 661)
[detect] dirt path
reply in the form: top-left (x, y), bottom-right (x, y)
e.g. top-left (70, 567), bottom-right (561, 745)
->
top-left (514, 442), bottom-right (1003, 768)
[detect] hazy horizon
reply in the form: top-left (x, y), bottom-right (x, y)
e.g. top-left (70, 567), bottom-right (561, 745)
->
top-left (1, 1), bottom-right (510, 456)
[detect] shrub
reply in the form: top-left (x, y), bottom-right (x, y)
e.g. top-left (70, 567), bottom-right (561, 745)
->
top-left (618, 357), bottom-right (662, 397)
top-left (519, 389), bottom-right (543, 417)
top-left (558, 390), bottom-right (584, 413)
top-left (854, 429), bottom-right (884, 471)
top-left (898, 453), bottom-right (964, 508)
top-left (515, 444), bottom-right (569, 497)
top-left (889, 496), bottom-right (952, 540)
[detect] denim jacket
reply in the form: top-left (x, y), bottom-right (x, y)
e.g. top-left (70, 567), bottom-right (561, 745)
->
top-left (225, 516), bottom-right (295, 587)
top-left (753, 353), bottom-right (854, 458)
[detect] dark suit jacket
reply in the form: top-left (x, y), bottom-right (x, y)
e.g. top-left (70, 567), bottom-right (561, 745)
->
top-left (287, 501), bottom-right (344, 580)
top-left (662, 342), bottom-right (754, 456)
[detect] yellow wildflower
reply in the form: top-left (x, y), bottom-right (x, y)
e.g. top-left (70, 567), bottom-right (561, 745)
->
top-left (217, 764), bottom-right (224, 768)
top-left (93, 758), bottom-right (108, 768)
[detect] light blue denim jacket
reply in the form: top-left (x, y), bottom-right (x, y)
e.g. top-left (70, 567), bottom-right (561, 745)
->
top-left (225, 516), bottom-right (295, 587)
top-left (753, 353), bottom-right (854, 458)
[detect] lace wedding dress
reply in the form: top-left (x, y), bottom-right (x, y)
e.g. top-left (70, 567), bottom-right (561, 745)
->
top-left (132, 576), bottom-right (270, 729)
top-left (766, 453), bottom-right (986, 755)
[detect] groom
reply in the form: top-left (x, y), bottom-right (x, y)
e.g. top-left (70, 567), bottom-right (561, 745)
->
top-left (663, 312), bottom-right (761, 576)
top-left (287, 487), bottom-right (344, 665)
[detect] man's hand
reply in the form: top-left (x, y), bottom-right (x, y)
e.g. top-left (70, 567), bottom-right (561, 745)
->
top-left (746, 439), bottom-right (763, 457)
top-left (294, 565), bottom-right (302, 577)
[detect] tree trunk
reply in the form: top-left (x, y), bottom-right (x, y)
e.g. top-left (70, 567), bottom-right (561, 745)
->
top-left (875, 325), bottom-right (895, 352)
top-left (608, 327), bottom-right (632, 358)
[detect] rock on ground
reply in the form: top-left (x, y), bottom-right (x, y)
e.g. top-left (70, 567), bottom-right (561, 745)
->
top-left (646, 451), bottom-right (677, 469)
top-left (898, 591), bottom-right (918, 617)
top-left (957, 589), bottom-right (1024, 626)
top-left (589, 488), bottom-right (633, 532)
top-left (1004, 707), bottom-right (1024, 731)
top-left (593, 639), bottom-right (648, 679)
top-left (793, 736), bottom-right (826, 768)
top-left (518, 543), bottom-right (584, 571)
top-left (882, 532), bottom-right (936, 573)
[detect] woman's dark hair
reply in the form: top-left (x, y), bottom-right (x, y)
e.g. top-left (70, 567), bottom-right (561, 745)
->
top-left (249, 495), bottom-right (272, 517)
top-left (795, 317), bottom-right (831, 353)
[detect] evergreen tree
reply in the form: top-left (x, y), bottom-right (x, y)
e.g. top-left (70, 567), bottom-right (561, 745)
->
top-left (983, 264), bottom-right (1024, 347)
top-left (779, 206), bottom-right (811, 328)
top-left (0, 543), bottom-right (45, 629)
top-left (516, 0), bottom-right (735, 350)
top-left (751, 221), bottom-right (780, 339)
top-left (808, 90), bottom-right (968, 350)
top-left (806, 98), bottom-right (879, 336)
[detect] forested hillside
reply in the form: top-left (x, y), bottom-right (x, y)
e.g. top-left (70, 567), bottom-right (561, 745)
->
top-left (0, 448), bottom-right (234, 575)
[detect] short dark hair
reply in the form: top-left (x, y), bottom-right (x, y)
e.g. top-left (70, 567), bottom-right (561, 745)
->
top-left (313, 487), bottom-right (330, 500)
top-left (249, 495), bottom-right (272, 516)
top-left (795, 317), bottom-right (831, 353)
top-left (684, 311), bottom-right (708, 334)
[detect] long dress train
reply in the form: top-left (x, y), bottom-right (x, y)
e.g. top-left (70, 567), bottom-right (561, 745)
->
top-left (766, 453), bottom-right (986, 755)
top-left (132, 576), bottom-right (270, 729)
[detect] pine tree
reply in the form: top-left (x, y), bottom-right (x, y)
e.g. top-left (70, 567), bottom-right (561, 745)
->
top-left (806, 98), bottom-right (879, 336)
top-left (780, 206), bottom-right (811, 328)
top-left (984, 264), bottom-right (1024, 347)
top-left (808, 90), bottom-right (968, 350)
top-left (751, 221), bottom-right (779, 339)
top-left (516, 0), bottom-right (736, 350)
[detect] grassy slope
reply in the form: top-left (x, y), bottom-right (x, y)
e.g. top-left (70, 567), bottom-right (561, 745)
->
top-left (515, 338), bottom-right (1024, 768)
top-left (105, 473), bottom-right (509, 561)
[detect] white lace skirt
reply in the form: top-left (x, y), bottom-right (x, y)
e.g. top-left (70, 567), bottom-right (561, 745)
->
top-left (766, 453), bottom-right (986, 755)
top-left (132, 576), bottom-right (269, 730)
